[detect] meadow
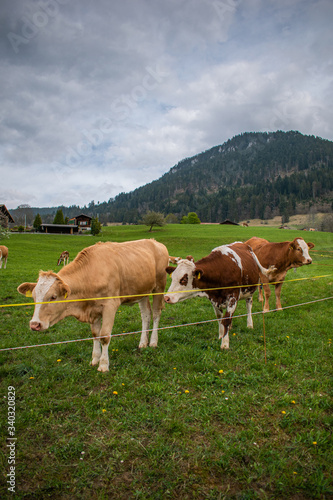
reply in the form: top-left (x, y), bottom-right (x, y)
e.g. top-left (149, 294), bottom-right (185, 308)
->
top-left (0, 224), bottom-right (332, 499)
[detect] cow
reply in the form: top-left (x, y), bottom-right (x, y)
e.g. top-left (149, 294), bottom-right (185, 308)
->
top-left (17, 239), bottom-right (169, 372)
top-left (57, 250), bottom-right (69, 266)
top-left (0, 245), bottom-right (8, 269)
top-left (245, 237), bottom-right (315, 312)
top-left (164, 242), bottom-right (275, 349)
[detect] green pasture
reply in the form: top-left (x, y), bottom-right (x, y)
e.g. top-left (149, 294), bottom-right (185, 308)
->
top-left (0, 224), bottom-right (332, 499)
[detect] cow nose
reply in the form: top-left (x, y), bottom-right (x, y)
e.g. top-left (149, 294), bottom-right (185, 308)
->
top-left (164, 295), bottom-right (171, 303)
top-left (307, 258), bottom-right (312, 264)
top-left (30, 321), bottom-right (41, 331)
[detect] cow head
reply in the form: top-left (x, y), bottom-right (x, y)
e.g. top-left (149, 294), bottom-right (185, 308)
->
top-left (165, 256), bottom-right (203, 304)
top-left (17, 271), bottom-right (71, 331)
top-left (289, 238), bottom-right (314, 267)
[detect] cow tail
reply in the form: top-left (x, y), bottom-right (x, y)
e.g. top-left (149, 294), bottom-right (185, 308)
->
top-left (250, 250), bottom-right (276, 277)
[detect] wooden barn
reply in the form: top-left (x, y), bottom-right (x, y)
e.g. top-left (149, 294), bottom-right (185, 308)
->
top-left (219, 219), bottom-right (239, 226)
top-left (40, 224), bottom-right (78, 234)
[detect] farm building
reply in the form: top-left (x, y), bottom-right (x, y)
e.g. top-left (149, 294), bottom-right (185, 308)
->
top-left (219, 219), bottom-right (239, 226)
top-left (0, 204), bottom-right (15, 227)
top-left (68, 214), bottom-right (92, 230)
top-left (40, 223), bottom-right (78, 234)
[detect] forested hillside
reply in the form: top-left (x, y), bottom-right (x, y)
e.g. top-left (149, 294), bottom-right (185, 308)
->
top-left (11, 130), bottom-right (333, 225)
top-left (103, 130), bottom-right (333, 223)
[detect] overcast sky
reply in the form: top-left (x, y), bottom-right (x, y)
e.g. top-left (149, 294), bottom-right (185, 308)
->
top-left (1, 0), bottom-right (332, 209)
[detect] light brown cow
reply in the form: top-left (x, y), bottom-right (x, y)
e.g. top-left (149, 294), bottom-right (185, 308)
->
top-left (245, 237), bottom-right (315, 312)
top-left (17, 239), bottom-right (169, 372)
top-left (0, 245), bottom-right (8, 269)
top-left (57, 250), bottom-right (69, 266)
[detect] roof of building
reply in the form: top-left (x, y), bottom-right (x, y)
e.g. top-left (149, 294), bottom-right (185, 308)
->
top-left (0, 204), bottom-right (15, 223)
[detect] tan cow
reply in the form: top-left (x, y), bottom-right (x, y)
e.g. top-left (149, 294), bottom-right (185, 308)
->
top-left (245, 237), bottom-right (314, 312)
top-left (17, 239), bottom-right (169, 372)
top-left (0, 245), bottom-right (8, 269)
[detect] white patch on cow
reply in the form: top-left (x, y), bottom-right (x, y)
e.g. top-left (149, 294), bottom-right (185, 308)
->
top-left (212, 244), bottom-right (243, 272)
top-left (165, 259), bottom-right (198, 303)
top-left (32, 275), bottom-right (56, 323)
top-left (297, 238), bottom-right (312, 262)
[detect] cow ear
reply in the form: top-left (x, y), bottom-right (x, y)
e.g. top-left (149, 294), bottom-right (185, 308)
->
top-left (17, 282), bottom-right (36, 297)
top-left (289, 239), bottom-right (297, 250)
top-left (307, 242), bottom-right (315, 250)
top-left (194, 268), bottom-right (203, 280)
top-left (59, 281), bottom-right (71, 298)
top-left (186, 255), bottom-right (194, 262)
top-left (166, 266), bottom-right (176, 275)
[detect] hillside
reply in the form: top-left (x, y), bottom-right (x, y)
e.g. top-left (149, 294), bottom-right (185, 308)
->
top-left (11, 130), bottom-right (333, 225)
top-left (103, 130), bottom-right (333, 223)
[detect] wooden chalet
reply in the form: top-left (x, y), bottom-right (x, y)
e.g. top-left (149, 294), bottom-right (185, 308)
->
top-left (68, 214), bottom-right (92, 230)
top-left (0, 204), bottom-right (15, 228)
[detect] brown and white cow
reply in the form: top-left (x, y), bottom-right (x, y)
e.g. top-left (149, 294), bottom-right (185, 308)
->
top-left (17, 239), bottom-right (169, 372)
top-left (57, 250), bottom-right (69, 266)
top-left (245, 237), bottom-right (314, 312)
top-left (164, 242), bottom-right (275, 349)
top-left (0, 245), bottom-right (8, 269)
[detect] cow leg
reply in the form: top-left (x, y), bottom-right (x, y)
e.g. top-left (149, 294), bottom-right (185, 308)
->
top-left (274, 282), bottom-right (284, 310)
top-left (213, 306), bottom-right (224, 339)
top-left (149, 293), bottom-right (164, 348)
top-left (262, 283), bottom-right (271, 313)
top-left (220, 297), bottom-right (238, 349)
top-left (246, 297), bottom-right (254, 328)
top-left (90, 319), bottom-right (102, 367)
top-left (98, 303), bottom-right (119, 372)
top-left (138, 297), bottom-right (152, 349)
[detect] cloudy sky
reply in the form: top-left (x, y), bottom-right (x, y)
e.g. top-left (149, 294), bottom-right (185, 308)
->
top-left (1, 0), bottom-right (332, 209)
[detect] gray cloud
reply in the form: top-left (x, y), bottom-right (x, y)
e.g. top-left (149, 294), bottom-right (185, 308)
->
top-left (1, 0), bottom-right (332, 208)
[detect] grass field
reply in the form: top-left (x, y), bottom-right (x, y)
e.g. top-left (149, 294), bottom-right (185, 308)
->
top-left (0, 224), bottom-right (332, 499)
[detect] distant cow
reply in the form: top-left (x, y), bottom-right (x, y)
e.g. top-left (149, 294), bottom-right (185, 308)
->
top-left (245, 237), bottom-right (314, 312)
top-left (57, 251), bottom-right (69, 266)
top-left (0, 245), bottom-right (8, 269)
top-left (164, 242), bottom-right (275, 349)
top-left (18, 239), bottom-right (169, 372)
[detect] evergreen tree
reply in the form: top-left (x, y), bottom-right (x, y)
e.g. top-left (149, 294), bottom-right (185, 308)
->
top-left (33, 213), bottom-right (42, 232)
top-left (53, 209), bottom-right (65, 225)
top-left (91, 217), bottom-right (102, 236)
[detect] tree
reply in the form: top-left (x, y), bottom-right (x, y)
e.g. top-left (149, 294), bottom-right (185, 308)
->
top-left (141, 211), bottom-right (165, 232)
top-left (53, 209), bottom-right (65, 225)
top-left (33, 213), bottom-right (42, 232)
top-left (0, 225), bottom-right (10, 240)
top-left (181, 212), bottom-right (201, 224)
top-left (91, 217), bottom-right (102, 236)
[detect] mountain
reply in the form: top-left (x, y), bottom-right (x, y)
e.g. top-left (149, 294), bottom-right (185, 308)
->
top-left (103, 130), bottom-right (333, 223)
top-left (11, 130), bottom-right (333, 225)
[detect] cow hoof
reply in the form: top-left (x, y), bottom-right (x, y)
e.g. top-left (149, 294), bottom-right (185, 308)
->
top-left (97, 365), bottom-right (109, 373)
top-left (139, 343), bottom-right (148, 349)
top-left (221, 345), bottom-right (229, 350)
top-left (149, 343), bottom-right (158, 348)
top-left (91, 358), bottom-right (100, 366)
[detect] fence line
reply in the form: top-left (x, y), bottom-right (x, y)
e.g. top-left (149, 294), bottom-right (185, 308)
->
top-left (0, 273), bottom-right (332, 309)
top-left (1, 295), bottom-right (332, 353)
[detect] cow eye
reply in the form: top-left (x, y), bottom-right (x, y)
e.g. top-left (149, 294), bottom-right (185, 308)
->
top-left (180, 274), bottom-right (188, 286)
top-left (50, 295), bottom-right (57, 301)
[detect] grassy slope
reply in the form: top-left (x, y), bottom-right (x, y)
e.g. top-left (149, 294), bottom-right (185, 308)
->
top-left (0, 225), bottom-right (332, 499)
